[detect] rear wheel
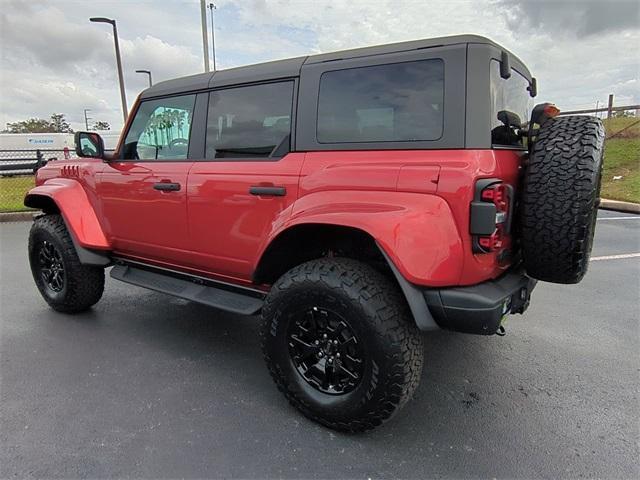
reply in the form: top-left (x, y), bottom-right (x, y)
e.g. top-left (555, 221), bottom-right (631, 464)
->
top-left (521, 115), bottom-right (605, 284)
top-left (28, 214), bottom-right (105, 313)
top-left (261, 257), bottom-right (423, 432)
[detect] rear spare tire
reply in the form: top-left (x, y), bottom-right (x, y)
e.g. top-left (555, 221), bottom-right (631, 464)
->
top-left (521, 115), bottom-right (604, 284)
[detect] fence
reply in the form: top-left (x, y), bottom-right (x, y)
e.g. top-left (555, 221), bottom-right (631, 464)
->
top-left (558, 94), bottom-right (639, 119)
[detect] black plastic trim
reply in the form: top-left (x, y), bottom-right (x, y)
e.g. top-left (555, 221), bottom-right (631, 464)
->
top-left (376, 243), bottom-right (439, 331)
top-left (111, 263), bottom-right (264, 315)
top-left (423, 268), bottom-right (536, 335)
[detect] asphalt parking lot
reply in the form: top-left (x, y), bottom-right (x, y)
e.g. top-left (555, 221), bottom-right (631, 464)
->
top-left (1, 210), bottom-right (638, 479)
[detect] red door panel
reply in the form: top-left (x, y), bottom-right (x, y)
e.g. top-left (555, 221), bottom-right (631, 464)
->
top-left (187, 153), bottom-right (304, 280)
top-left (97, 161), bottom-right (192, 264)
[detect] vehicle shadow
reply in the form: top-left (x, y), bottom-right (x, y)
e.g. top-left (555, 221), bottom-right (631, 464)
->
top-left (115, 289), bottom-right (507, 438)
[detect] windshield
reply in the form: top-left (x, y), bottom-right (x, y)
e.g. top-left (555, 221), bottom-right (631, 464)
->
top-left (490, 59), bottom-right (533, 148)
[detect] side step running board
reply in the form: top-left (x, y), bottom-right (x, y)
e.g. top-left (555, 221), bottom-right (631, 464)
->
top-left (110, 264), bottom-right (264, 315)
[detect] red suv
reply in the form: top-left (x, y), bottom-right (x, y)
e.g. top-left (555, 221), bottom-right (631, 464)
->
top-left (25, 35), bottom-right (604, 432)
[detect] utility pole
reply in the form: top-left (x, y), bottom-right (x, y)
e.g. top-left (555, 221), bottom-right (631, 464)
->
top-left (90, 17), bottom-right (128, 123)
top-left (84, 109), bottom-right (92, 131)
top-left (200, 0), bottom-right (210, 72)
top-left (208, 3), bottom-right (217, 71)
top-left (607, 93), bottom-right (614, 119)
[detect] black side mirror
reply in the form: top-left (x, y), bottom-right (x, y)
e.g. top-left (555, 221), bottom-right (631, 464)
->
top-left (74, 131), bottom-right (105, 158)
top-left (527, 77), bottom-right (537, 98)
top-left (500, 51), bottom-right (511, 79)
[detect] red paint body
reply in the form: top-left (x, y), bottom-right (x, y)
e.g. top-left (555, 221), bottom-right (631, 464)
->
top-left (27, 148), bottom-right (522, 288)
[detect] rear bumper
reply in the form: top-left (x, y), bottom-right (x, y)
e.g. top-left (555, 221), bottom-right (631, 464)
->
top-left (423, 268), bottom-right (537, 335)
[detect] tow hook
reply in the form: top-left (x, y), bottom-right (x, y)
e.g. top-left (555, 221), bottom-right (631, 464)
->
top-left (496, 325), bottom-right (506, 336)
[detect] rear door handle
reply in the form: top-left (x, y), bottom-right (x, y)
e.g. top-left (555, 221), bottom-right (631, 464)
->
top-left (153, 182), bottom-right (181, 192)
top-left (249, 186), bottom-right (286, 197)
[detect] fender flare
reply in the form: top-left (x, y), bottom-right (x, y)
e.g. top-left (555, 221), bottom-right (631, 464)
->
top-left (25, 179), bottom-right (111, 266)
top-left (255, 190), bottom-right (464, 331)
top-left (376, 243), bottom-right (439, 331)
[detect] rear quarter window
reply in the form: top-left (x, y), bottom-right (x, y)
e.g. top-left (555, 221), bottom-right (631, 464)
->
top-left (317, 59), bottom-right (444, 143)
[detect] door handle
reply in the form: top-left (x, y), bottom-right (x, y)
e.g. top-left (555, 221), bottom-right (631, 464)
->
top-left (153, 182), bottom-right (181, 192)
top-left (249, 186), bottom-right (286, 197)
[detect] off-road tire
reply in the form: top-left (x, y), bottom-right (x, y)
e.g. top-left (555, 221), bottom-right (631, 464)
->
top-left (261, 257), bottom-right (423, 432)
top-left (28, 214), bottom-right (105, 313)
top-left (521, 115), bottom-right (605, 284)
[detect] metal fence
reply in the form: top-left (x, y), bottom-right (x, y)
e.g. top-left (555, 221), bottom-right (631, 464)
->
top-left (0, 149), bottom-right (74, 213)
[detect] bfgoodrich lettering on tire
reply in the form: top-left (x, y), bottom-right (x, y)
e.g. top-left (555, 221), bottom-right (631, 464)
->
top-left (260, 257), bottom-right (423, 433)
top-left (521, 115), bottom-right (605, 284)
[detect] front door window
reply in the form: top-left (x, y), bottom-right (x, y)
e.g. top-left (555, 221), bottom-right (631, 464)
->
top-left (122, 94), bottom-right (196, 160)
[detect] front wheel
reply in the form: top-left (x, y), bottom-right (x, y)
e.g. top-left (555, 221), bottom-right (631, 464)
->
top-left (28, 214), bottom-right (105, 313)
top-left (261, 258), bottom-right (424, 432)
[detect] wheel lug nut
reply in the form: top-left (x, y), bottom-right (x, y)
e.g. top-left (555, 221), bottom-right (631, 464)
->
top-left (314, 340), bottom-right (319, 345)
top-left (323, 334), bottom-right (327, 339)
top-left (333, 340), bottom-right (338, 345)
top-left (318, 351), bottom-right (323, 357)
top-left (336, 353), bottom-right (340, 358)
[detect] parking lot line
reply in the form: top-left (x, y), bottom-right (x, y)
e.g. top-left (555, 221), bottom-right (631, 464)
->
top-left (590, 252), bottom-right (640, 261)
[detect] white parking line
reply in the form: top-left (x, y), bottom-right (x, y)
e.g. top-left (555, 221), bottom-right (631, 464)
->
top-left (598, 216), bottom-right (640, 220)
top-left (590, 253), bottom-right (640, 261)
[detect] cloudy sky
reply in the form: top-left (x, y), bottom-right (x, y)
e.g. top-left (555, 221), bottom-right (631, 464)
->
top-left (1, 0), bottom-right (638, 133)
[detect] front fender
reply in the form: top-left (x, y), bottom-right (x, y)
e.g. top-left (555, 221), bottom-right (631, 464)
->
top-left (24, 178), bottom-right (110, 250)
top-left (267, 190), bottom-right (464, 287)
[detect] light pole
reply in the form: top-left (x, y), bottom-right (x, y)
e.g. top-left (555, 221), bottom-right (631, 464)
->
top-left (90, 17), bottom-right (128, 124)
top-left (208, 3), bottom-right (217, 71)
top-left (135, 69), bottom-right (153, 87)
top-left (200, 0), bottom-right (210, 72)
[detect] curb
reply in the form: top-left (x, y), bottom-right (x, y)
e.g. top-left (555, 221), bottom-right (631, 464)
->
top-left (599, 199), bottom-right (640, 214)
top-left (0, 211), bottom-right (36, 223)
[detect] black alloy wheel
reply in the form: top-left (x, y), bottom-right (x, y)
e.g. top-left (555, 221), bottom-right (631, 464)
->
top-left (287, 307), bottom-right (364, 395)
top-left (37, 240), bottom-right (66, 293)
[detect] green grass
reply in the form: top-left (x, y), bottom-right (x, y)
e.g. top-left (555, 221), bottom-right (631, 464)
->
top-left (601, 137), bottom-right (640, 203)
top-left (600, 117), bottom-right (640, 203)
top-left (603, 116), bottom-right (640, 138)
top-left (0, 176), bottom-right (35, 213)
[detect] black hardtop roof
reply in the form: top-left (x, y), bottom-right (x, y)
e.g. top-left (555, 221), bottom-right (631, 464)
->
top-left (141, 34), bottom-right (528, 99)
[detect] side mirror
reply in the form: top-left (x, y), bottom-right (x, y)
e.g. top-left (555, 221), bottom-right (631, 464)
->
top-left (74, 131), bottom-right (105, 158)
top-left (528, 77), bottom-right (538, 98)
top-left (500, 51), bottom-right (511, 79)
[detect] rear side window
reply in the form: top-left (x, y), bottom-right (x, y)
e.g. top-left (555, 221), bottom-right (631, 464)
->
top-left (490, 60), bottom-right (533, 147)
top-left (122, 94), bottom-right (195, 160)
top-left (317, 59), bottom-right (444, 143)
top-left (206, 81), bottom-right (293, 159)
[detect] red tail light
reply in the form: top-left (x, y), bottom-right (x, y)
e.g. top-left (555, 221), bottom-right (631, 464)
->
top-left (470, 180), bottom-right (513, 254)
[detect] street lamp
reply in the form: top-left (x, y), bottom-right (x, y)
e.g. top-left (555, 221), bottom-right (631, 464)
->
top-left (90, 17), bottom-right (128, 124)
top-left (208, 3), bottom-right (217, 71)
top-left (135, 69), bottom-right (153, 87)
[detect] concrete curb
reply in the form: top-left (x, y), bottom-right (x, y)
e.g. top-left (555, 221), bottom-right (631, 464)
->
top-left (0, 211), bottom-right (36, 223)
top-left (599, 199), bottom-right (640, 214)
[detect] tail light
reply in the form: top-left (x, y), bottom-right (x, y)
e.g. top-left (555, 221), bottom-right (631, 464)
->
top-left (470, 179), bottom-right (513, 254)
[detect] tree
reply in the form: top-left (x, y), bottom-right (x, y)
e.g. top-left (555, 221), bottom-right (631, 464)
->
top-left (93, 121), bottom-right (111, 131)
top-left (49, 113), bottom-right (73, 133)
top-left (3, 113), bottom-right (73, 133)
